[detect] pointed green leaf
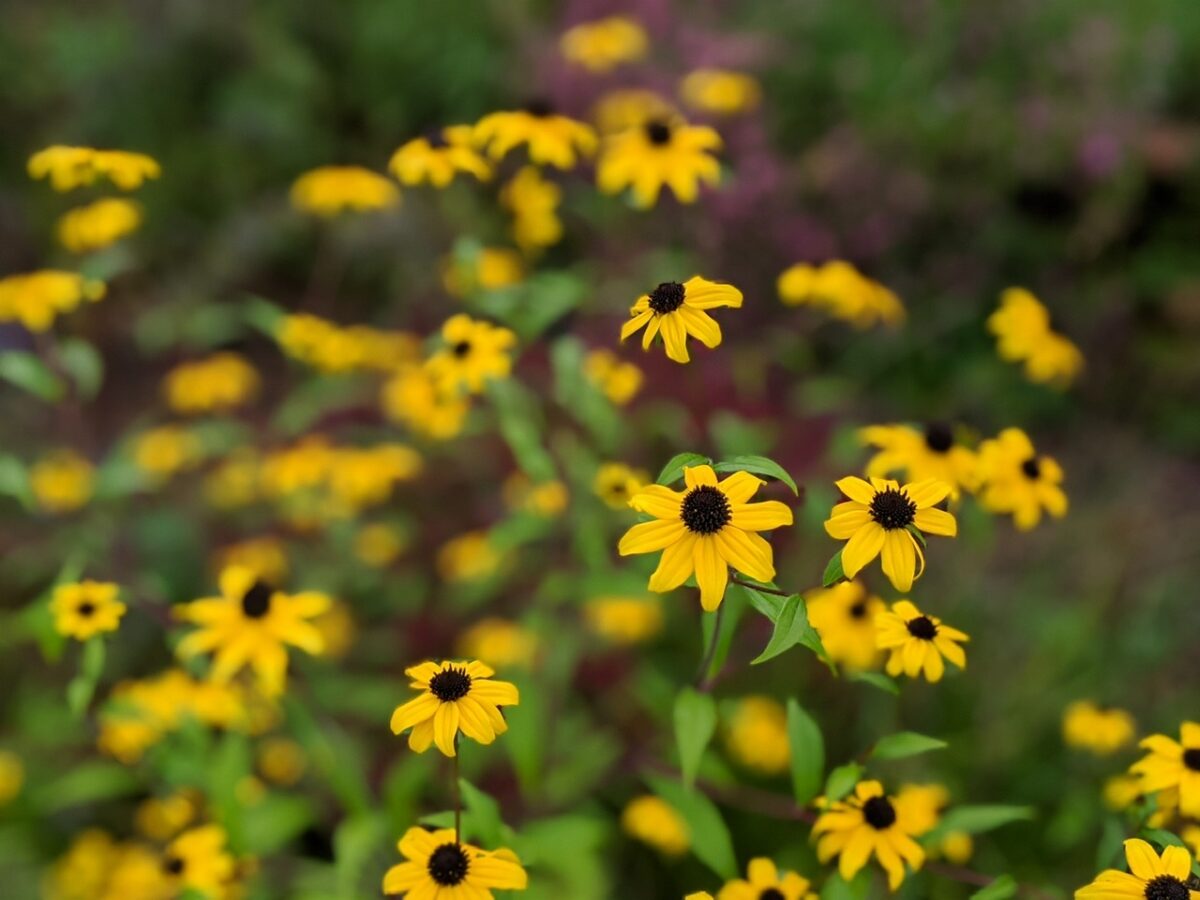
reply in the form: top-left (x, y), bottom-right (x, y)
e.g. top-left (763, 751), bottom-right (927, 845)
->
top-left (751, 594), bottom-right (825, 665)
top-left (58, 338), bottom-right (104, 398)
top-left (657, 452), bottom-right (711, 486)
top-left (647, 775), bottom-right (736, 879)
top-left (822, 549), bottom-right (845, 587)
top-left (674, 688), bottom-right (717, 789)
top-left (713, 454), bottom-right (799, 494)
top-left (871, 731), bottom-right (947, 760)
top-left (0, 351), bottom-right (64, 402)
top-left (824, 763), bottom-right (863, 802)
top-left (969, 875), bottom-right (1017, 899)
top-left (786, 699), bottom-right (824, 805)
top-left (937, 805), bottom-right (1035, 835)
top-left (849, 672), bottom-right (899, 695)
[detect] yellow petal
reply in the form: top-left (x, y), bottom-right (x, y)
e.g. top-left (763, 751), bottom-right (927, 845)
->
top-left (694, 536), bottom-right (728, 611)
top-left (647, 533), bottom-right (697, 592)
top-left (729, 500), bottom-right (793, 532)
top-left (618, 519), bottom-right (687, 555)
top-left (840, 522), bottom-right (885, 578)
top-left (834, 476), bottom-right (876, 505)
top-left (880, 530), bottom-right (916, 593)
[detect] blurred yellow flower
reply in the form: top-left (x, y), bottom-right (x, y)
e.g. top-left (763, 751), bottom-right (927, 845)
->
top-left (426, 314), bottom-right (517, 394)
top-left (28, 145), bottom-right (161, 191)
top-left (859, 423), bottom-right (978, 501)
top-left (389, 125), bottom-right (491, 187)
top-left (598, 119), bottom-right (721, 207)
top-left (381, 363), bottom-right (471, 440)
top-left (504, 472), bottom-right (569, 517)
top-left (716, 857), bottom-right (817, 900)
top-left (583, 595), bottom-right (664, 645)
top-left (975, 428), bottom-right (1067, 531)
top-left (778, 260), bottom-right (904, 329)
top-left (559, 16), bottom-right (648, 72)
top-left (259, 435), bottom-right (334, 498)
top-left (457, 617), bottom-right (539, 669)
top-left (593, 461), bottom-right (650, 509)
top-left (326, 443), bottom-right (422, 513)
top-left (591, 89), bottom-right (679, 135)
top-left (805, 580), bottom-right (883, 672)
top-left (133, 425), bottom-right (202, 481)
top-left (57, 198), bottom-right (142, 253)
top-left (473, 103), bottom-right (598, 169)
top-left (204, 449), bottom-right (260, 509)
top-left (620, 276), bottom-right (742, 364)
top-left (389, 659), bottom-right (519, 757)
top-left (163, 352), bottom-right (259, 416)
top-left (876, 600), bottom-right (968, 683)
top-left (354, 522), bottom-right (407, 567)
top-left (0, 270), bottom-right (105, 332)
top-left (161, 824), bottom-right (237, 898)
top-left (257, 736), bottom-right (307, 785)
top-left (135, 791), bottom-right (201, 841)
top-left (1130, 722), bottom-right (1200, 818)
top-left (213, 536), bottom-right (289, 585)
top-left (893, 783), bottom-right (949, 836)
top-left (437, 531), bottom-right (502, 583)
top-left (51, 580), bottom-right (126, 641)
top-left (442, 246), bottom-right (525, 297)
top-left (312, 598), bottom-right (357, 659)
top-left (622, 795), bottom-right (690, 856)
top-left (987, 288), bottom-right (1083, 387)
top-left (0, 750), bottom-right (23, 806)
top-left (290, 165), bottom-right (399, 215)
top-left (723, 696), bottom-right (790, 776)
top-left (501, 167), bottom-right (563, 253)
top-left (584, 349), bottom-right (643, 406)
top-left (812, 780), bottom-right (926, 890)
top-left (31, 449), bottom-right (95, 513)
top-left (1063, 701), bottom-right (1136, 755)
top-left (680, 69), bottom-right (762, 115)
top-left (43, 829), bottom-right (120, 900)
top-left (937, 831), bottom-right (974, 865)
top-left (277, 313), bottom-right (420, 373)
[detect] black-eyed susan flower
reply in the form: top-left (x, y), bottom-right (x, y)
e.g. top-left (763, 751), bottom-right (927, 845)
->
top-left (1130, 722), bottom-right (1200, 818)
top-left (717, 858), bottom-right (817, 900)
top-left (680, 69), bottom-right (762, 116)
top-left (213, 537), bottom-right (289, 585)
top-left (859, 423), bottom-right (978, 501)
top-left (381, 363), bottom-right (471, 440)
top-left (723, 696), bottom-right (790, 777)
top-left (976, 428), bottom-right (1067, 531)
top-left (175, 566), bottom-right (330, 696)
top-left (501, 166), bottom-right (563, 252)
top-left (936, 831), bottom-right (974, 865)
top-left (457, 618), bottom-right (538, 670)
top-left (383, 827), bottom-right (527, 898)
top-left (135, 791), bottom-right (201, 841)
top-left (1075, 838), bottom-right (1199, 900)
top-left (875, 600), bottom-right (968, 683)
top-left (425, 314), bottom-right (517, 395)
top-left (778, 261), bottom-right (904, 329)
top-left (824, 477), bottom-right (955, 592)
top-left (619, 464), bottom-right (792, 610)
top-left (57, 198), bottom-right (142, 253)
top-left (1063, 701), bottom-right (1136, 755)
top-left (389, 660), bottom-right (519, 757)
top-left (805, 581), bottom-right (883, 672)
top-left (584, 349), bottom-right (643, 404)
top-left (559, 16), bottom-right (647, 72)
top-left (28, 145), bottom-right (161, 191)
top-left (594, 461), bottom-right (650, 509)
top-left (289, 165), bottom-right (399, 215)
top-left (812, 780), bottom-right (926, 891)
top-left (30, 449), bottom-right (95, 514)
top-left (620, 276), bottom-right (742, 364)
top-left (583, 595), bottom-right (664, 645)
top-left (437, 531), bottom-right (502, 583)
top-left (0, 270), bottom-right (105, 332)
top-left (892, 783), bottom-right (949, 837)
top-left (988, 287), bottom-right (1083, 387)
top-left (441, 246), bottom-right (525, 297)
top-left (163, 353), bottom-right (259, 416)
top-left (389, 125), bottom-right (491, 188)
top-left (277, 313), bottom-right (421, 374)
top-left (598, 118), bottom-right (721, 208)
top-left (622, 795), bottom-right (690, 856)
top-left (51, 580), bottom-right (125, 641)
top-left (591, 88), bottom-right (680, 136)
top-left (161, 824), bottom-right (236, 898)
top-left (473, 103), bottom-right (597, 169)
top-left (503, 473), bottom-right (569, 517)
top-left (133, 425), bottom-right (202, 482)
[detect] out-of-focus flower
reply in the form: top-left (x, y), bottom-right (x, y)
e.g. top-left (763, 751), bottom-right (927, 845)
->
top-left (161, 824), bottom-right (237, 898)
top-left (591, 89), bottom-right (679, 135)
top-left (504, 473), bottom-right (569, 517)
top-left (204, 450), bottom-right (260, 509)
top-left (716, 857), bottom-right (817, 900)
top-left (584, 349), bottom-right (643, 405)
top-left (354, 522), bottom-right (407, 567)
top-left (457, 618), bottom-right (538, 669)
top-left (213, 536), bottom-right (289, 585)
top-left (1075, 838), bottom-right (1196, 900)
top-left (805, 580), bottom-right (883, 671)
top-left (277, 313), bottom-right (420, 373)
top-left (326, 444), bottom-right (422, 514)
top-left (932, 830), bottom-right (974, 865)
top-left (723, 696), bottom-right (790, 776)
top-left (135, 791), bottom-right (201, 841)
top-left (0, 751), bottom-right (23, 806)
top-left (290, 165), bottom-right (399, 215)
top-left (163, 353), bottom-right (259, 416)
top-left (0, 270), bottom-right (105, 332)
top-left (620, 464), bottom-right (792, 610)
top-left (1130, 722), bottom-right (1200, 818)
top-left (389, 125), bottom-right (491, 187)
top-left (473, 103), bottom-right (597, 169)
top-left (622, 795), bottom-right (690, 856)
top-left (43, 829), bottom-right (120, 900)
top-left (133, 425), bottom-right (202, 482)
top-left (57, 198), bottom-right (142, 253)
top-left (876, 600), bottom-right (968, 683)
top-left (425, 314), bottom-right (517, 394)
top-left (381, 364), bottom-right (471, 440)
top-left (51, 580), bottom-right (125, 641)
top-left (598, 119), bottom-right (721, 208)
top-left (30, 449), bottom-right (95, 513)
top-left (680, 69), bottom-right (762, 115)
top-left (28, 145), bottom-right (160, 191)
top-left (501, 167), bottom-right (563, 253)
top-left (975, 428), bottom-right (1067, 531)
top-left (620, 277), bottom-right (742, 364)
top-left (389, 660), bottom-right (519, 757)
top-left (1063, 701), bottom-right (1136, 755)
top-left (987, 288), bottom-right (1083, 387)
top-left (593, 461), bottom-right (650, 509)
top-left (778, 261), bottom-right (904, 329)
top-left (442, 247), bottom-right (525, 297)
top-left (437, 531), bottom-right (502, 583)
top-left (583, 595), bottom-right (664, 645)
top-left (257, 736), bottom-right (306, 785)
top-left (259, 436), bottom-right (335, 498)
top-left (382, 827), bottom-right (527, 898)
top-left (812, 780), bottom-right (926, 890)
top-left (559, 16), bottom-right (647, 72)
top-left (893, 783), bottom-right (950, 836)
top-left (312, 598), bottom-right (357, 659)
top-left (1183, 825), bottom-right (1200, 860)
top-left (859, 424), bottom-right (978, 501)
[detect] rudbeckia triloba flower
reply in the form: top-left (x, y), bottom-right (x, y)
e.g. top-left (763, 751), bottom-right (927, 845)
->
top-left (591, 88), bottom-right (680, 136)
top-left (133, 425), bottom-right (202, 482)
top-left (28, 145), bottom-right (161, 191)
top-left (289, 165), bottom-right (399, 215)
top-left (619, 464), bottom-right (793, 610)
top-left (824, 477), bottom-right (956, 592)
top-left (437, 531), bottom-right (501, 583)
top-left (51, 581), bottom-right (125, 640)
top-left (1075, 838), bottom-right (1200, 900)
top-left (620, 276), bottom-right (743, 364)
top-left (277, 313), bottom-right (421, 374)
top-left (1130, 722), bottom-right (1200, 818)
top-left (583, 596), bottom-right (664, 645)
top-left (163, 352), bottom-right (260, 416)
top-left (503, 473), bottom-right (569, 517)
top-left (473, 103), bottom-right (598, 169)
top-left (594, 461), bottom-right (650, 509)
top-left (812, 780), bottom-right (926, 890)
top-left (875, 600), bottom-right (968, 683)
top-left (859, 423), bottom-right (978, 501)
top-left (425, 314), bottom-right (518, 394)
top-left (441, 247), bottom-right (525, 297)
top-left (584, 349), bottom-right (643, 404)
top-left (778, 260), bottom-right (904, 329)
top-left (57, 198), bottom-right (142, 253)
top-left (723, 696), bottom-right (791, 776)
top-left (383, 827), bottom-right (527, 898)
top-left (389, 660), bottom-right (519, 757)
top-left (161, 824), bottom-right (236, 898)
top-left (213, 536), bottom-right (290, 585)
top-left (175, 566), bottom-right (330, 696)
top-left (30, 449), bottom-right (95, 513)
top-left (559, 16), bottom-right (647, 72)
top-left (717, 858), bottom-right (817, 900)
top-left (987, 287), bottom-right (1083, 387)
top-left (976, 428), bottom-right (1067, 531)
top-left (804, 581), bottom-right (884, 672)
top-left (381, 364), bottom-right (471, 440)
top-left (1063, 701), bottom-right (1136, 755)
top-left (0, 270), bottom-right (106, 332)
top-left (892, 783), bottom-right (949, 837)
top-left (622, 795), bottom-right (690, 856)
top-left (389, 126), bottom-right (491, 188)
top-left (597, 118), bottom-right (721, 208)
top-left (501, 166), bottom-right (564, 252)
top-left (680, 69), bottom-right (762, 116)
top-left (456, 618), bottom-right (539, 670)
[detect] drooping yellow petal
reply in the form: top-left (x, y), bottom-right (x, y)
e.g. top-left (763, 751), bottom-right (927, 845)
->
top-left (880, 530), bottom-right (916, 592)
top-left (840, 522), bottom-right (885, 577)
top-left (647, 533), bottom-right (697, 592)
top-left (693, 536), bottom-right (728, 611)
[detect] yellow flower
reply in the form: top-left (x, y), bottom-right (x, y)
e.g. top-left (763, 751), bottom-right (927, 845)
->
top-left (680, 69), bottom-right (761, 115)
top-left (622, 795), bottom-right (690, 856)
top-left (723, 696), bottom-right (790, 776)
top-left (213, 537), bottom-right (289, 585)
top-left (381, 363), bottom-right (471, 440)
top-left (259, 436), bottom-right (334, 498)
top-left (257, 737), bottom-right (306, 785)
top-left (805, 580), bottom-right (884, 672)
top-left (501, 166), bottom-right (563, 253)
top-left (976, 428), bottom-right (1067, 531)
top-left (353, 522), bottom-right (406, 567)
top-left (591, 88), bottom-right (680, 135)
top-left (163, 352), bottom-right (259, 416)
top-left (875, 600), bottom-right (968, 683)
top-left (0, 750), bottom-right (23, 806)
top-left (51, 580), bottom-right (126, 640)
top-left (28, 145), bottom-right (160, 191)
top-left (583, 596), bottom-right (664, 645)
top-left (504, 473), bottom-right (569, 517)
top-left (175, 566), bottom-right (330, 696)
top-left (388, 125), bottom-right (491, 187)
top-left (1130, 722), bottom-right (1200, 819)
top-left (326, 443), bottom-right (422, 514)
top-left (438, 531), bottom-right (502, 583)
top-left (30, 449), bottom-right (95, 513)
top-left (778, 261), bottom-right (904, 328)
top-left (389, 660), bottom-right (519, 757)
top-left (988, 287), bottom-right (1083, 387)
top-left (277, 313), bottom-right (420, 373)
top-left (133, 425), bottom-right (202, 481)
top-left (619, 464), bottom-right (793, 610)
top-left (135, 791), bottom-right (201, 841)
top-left (442, 246), bottom-right (526, 297)
top-left (859, 423), bottom-right (978, 501)
top-left (717, 858), bottom-right (817, 900)
top-left (584, 349), bottom-right (643, 404)
top-left (57, 198), bottom-right (142, 253)
top-left (204, 450), bottom-right (260, 509)
top-left (559, 16), bottom-right (648, 72)
top-left (594, 461), bottom-right (650, 509)
top-left (44, 829), bottom-right (120, 900)
top-left (598, 119), bottom-right (721, 207)
top-left (893, 783), bottom-right (949, 836)
top-left (938, 831), bottom-right (974, 865)
top-left (161, 824), bottom-right (237, 898)
top-left (474, 103), bottom-right (598, 169)
top-left (1184, 826), bottom-right (1200, 861)
top-left (426, 314), bottom-right (517, 394)
top-left (289, 165), bottom-right (399, 215)
top-left (0, 270), bottom-right (105, 332)
top-left (823, 477), bottom-right (956, 592)
top-left (620, 276), bottom-right (742, 364)
top-left (687, 894), bottom-right (715, 900)
top-left (1063, 701), bottom-right (1136, 755)
top-left (457, 617), bottom-right (539, 669)
top-left (812, 780), bottom-right (926, 891)
top-left (312, 598), bottom-right (357, 659)
top-left (1075, 838), bottom-right (1199, 899)
top-left (383, 827), bottom-right (527, 898)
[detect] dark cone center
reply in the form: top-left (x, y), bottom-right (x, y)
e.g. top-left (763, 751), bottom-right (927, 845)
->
top-left (162, 855), bottom-right (185, 876)
top-left (644, 120), bottom-right (672, 145)
top-left (524, 99), bottom-right (554, 117)
top-left (924, 422), bottom-right (954, 453)
top-left (760, 890), bottom-right (786, 900)
top-left (863, 795), bottom-right (897, 830)
top-left (452, 340), bottom-right (472, 358)
top-left (77, 601), bottom-right (96, 617)
top-left (648, 281), bottom-right (686, 314)
top-left (869, 488), bottom-right (916, 530)
top-left (906, 615), bottom-right (939, 640)
top-left (241, 581), bottom-right (273, 619)
top-left (1183, 748), bottom-right (1200, 772)
top-left (427, 843), bottom-right (470, 886)
top-left (680, 484), bottom-right (731, 534)
top-left (848, 601), bottom-right (868, 620)
top-left (1021, 456), bottom-right (1041, 480)
top-left (429, 667), bottom-right (472, 702)
top-left (1144, 875), bottom-right (1190, 900)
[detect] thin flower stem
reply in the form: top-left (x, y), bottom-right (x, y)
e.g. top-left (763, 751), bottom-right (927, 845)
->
top-left (729, 576), bottom-right (792, 597)
top-left (694, 601), bottom-right (726, 690)
top-left (453, 742), bottom-right (461, 842)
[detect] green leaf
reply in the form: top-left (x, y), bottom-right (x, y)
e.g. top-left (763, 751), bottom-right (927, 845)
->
top-left (0, 455), bottom-right (33, 508)
top-left (333, 812), bottom-right (387, 900)
top-left (489, 379), bottom-right (556, 482)
top-left (67, 637), bottom-right (106, 717)
top-left (460, 779), bottom-right (505, 847)
top-left (674, 688), bottom-right (717, 789)
top-left (822, 549), bottom-right (846, 587)
top-left (786, 699), bottom-right (824, 805)
top-left (713, 455), bottom-right (799, 494)
top-left (57, 338), bottom-right (104, 398)
top-left (736, 582), bottom-right (786, 620)
top-left (848, 672), bottom-right (899, 695)
top-left (820, 868), bottom-right (871, 900)
top-left (906, 524), bottom-right (927, 547)
top-left (751, 593), bottom-right (825, 665)
top-left (871, 731), bottom-right (947, 760)
top-left (33, 761), bottom-right (140, 811)
top-left (824, 763), bottom-right (863, 802)
top-left (969, 875), bottom-right (1017, 899)
top-left (1096, 817), bottom-right (1126, 871)
top-left (1140, 827), bottom-right (1187, 851)
top-left (937, 805), bottom-right (1035, 835)
top-left (0, 351), bottom-right (64, 402)
top-left (244, 295), bottom-right (287, 336)
top-left (647, 775), bottom-right (737, 879)
top-left (657, 452), bottom-right (711, 486)
top-left (699, 590), bottom-right (746, 680)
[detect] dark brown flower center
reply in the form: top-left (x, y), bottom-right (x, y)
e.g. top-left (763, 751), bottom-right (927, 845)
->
top-left (644, 120), bottom-right (672, 145)
top-left (524, 99), bottom-right (554, 117)
top-left (424, 128), bottom-right (449, 149)
top-left (241, 581), bottom-right (273, 619)
top-left (77, 601), bottom-right (96, 617)
top-left (869, 488), bottom-right (916, 530)
top-left (1183, 748), bottom-right (1200, 772)
top-left (1021, 456), bottom-right (1041, 480)
top-left (760, 890), bottom-right (785, 900)
top-left (452, 340), bottom-right (472, 358)
top-left (924, 422), bottom-right (953, 453)
top-left (162, 855), bottom-right (185, 876)
top-left (429, 666), bottom-right (472, 702)
top-left (848, 601), bottom-right (868, 620)
top-left (1144, 875), bottom-right (1189, 900)
top-left (680, 484), bottom-right (731, 534)
top-left (427, 842), bottom-right (469, 886)
top-left (648, 281), bottom-right (686, 315)
top-left (906, 615), bottom-right (938, 640)
top-left (863, 796), bottom-right (897, 830)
